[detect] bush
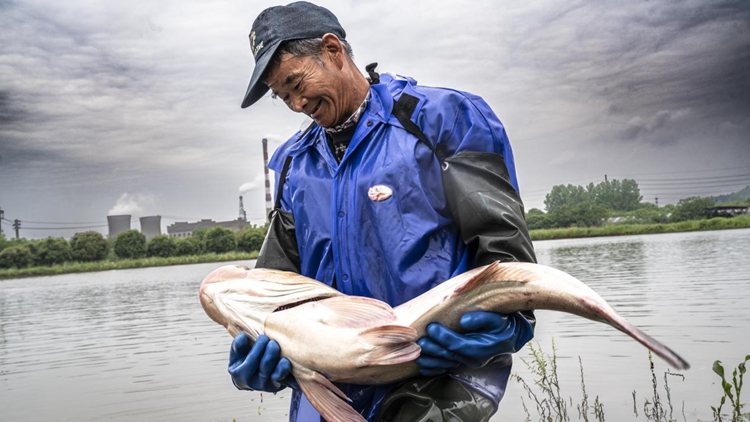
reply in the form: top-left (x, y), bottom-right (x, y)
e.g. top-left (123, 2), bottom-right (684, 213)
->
top-left (70, 231), bottom-right (110, 262)
top-left (176, 237), bottom-right (202, 256)
top-left (191, 228), bottom-right (209, 242)
top-left (203, 227), bottom-right (237, 254)
top-left (147, 235), bottom-right (177, 258)
top-left (0, 234), bottom-right (9, 253)
top-left (526, 211), bottom-right (554, 230)
top-left (237, 227), bottom-right (266, 253)
top-left (0, 245), bottom-right (34, 269)
top-left (114, 230), bottom-right (147, 259)
top-left (547, 201), bottom-right (608, 228)
top-left (35, 237), bottom-right (72, 266)
top-left (671, 196), bottom-right (715, 222)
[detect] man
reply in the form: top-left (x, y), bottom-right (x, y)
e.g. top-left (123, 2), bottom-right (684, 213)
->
top-left (228, 2), bottom-right (537, 421)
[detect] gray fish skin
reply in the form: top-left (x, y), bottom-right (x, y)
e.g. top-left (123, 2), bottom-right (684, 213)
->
top-left (200, 261), bottom-right (690, 422)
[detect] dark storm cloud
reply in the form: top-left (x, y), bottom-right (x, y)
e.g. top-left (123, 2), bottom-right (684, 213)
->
top-left (0, 90), bottom-right (26, 125)
top-left (561, 1), bottom-right (750, 145)
top-left (1, 0), bottom-right (748, 234)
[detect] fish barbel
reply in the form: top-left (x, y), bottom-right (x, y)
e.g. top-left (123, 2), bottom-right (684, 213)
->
top-left (199, 261), bottom-right (690, 422)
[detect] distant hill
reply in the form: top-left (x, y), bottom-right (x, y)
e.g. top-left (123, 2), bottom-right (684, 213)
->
top-left (712, 185), bottom-right (750, 204)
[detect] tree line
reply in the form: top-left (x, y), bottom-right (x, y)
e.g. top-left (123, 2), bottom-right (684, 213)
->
top-left (525, 179), bottom-right (749, 230)
top-left (0, 226), bottom-right (267, 270)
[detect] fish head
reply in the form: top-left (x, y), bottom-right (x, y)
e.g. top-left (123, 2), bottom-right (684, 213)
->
top-left (200, 265), bottom-right (342, 339)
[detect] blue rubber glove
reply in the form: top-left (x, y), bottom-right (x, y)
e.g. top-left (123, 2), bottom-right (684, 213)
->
top-left (415, 311), bottom-right (534, 376)
top-left (228, 333), bottom-right (296, 392)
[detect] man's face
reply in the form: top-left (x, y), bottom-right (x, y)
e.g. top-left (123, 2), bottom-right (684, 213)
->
top-left (264, 53), bottom-right (349, 128)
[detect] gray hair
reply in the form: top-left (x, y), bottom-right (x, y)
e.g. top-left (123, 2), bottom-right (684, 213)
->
top-left (269, 37), bottom-right (354, 70)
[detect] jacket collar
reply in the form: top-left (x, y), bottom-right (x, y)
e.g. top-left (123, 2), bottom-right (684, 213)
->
top-left (284, 72), bottom-right (426, 157)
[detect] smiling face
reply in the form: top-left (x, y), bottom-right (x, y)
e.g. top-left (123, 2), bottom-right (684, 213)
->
top-left (264, 35), bottom-right (368, 128)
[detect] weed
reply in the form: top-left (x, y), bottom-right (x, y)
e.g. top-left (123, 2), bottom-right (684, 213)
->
top-left (712, 355), bottom-right (750, 422)
top-left (513, 341), bottom-right (604, 422)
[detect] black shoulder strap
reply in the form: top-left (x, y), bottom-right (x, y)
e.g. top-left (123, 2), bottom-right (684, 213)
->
top-left (392, 93), bottom-right (446, 162)
top-left (274, 121), bottom-right (316, 209)
top-left (275, 155), bottom-right (293, 209)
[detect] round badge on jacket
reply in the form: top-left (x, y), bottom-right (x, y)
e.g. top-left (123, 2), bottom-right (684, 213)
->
top-left (368, 185), bottom-right (393, 202)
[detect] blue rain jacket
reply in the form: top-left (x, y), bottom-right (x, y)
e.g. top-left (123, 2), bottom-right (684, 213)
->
top-left (267, 73), bottom-right (524, 421)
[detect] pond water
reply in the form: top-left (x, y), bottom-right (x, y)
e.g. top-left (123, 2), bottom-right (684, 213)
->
top-left (1, 229), bottom-right (748, 421)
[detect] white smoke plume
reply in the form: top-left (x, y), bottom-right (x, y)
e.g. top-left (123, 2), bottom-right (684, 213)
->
top-left (108, 192), bottom-right (157, 216)
top-left (239, 173), bottom-right (265, 195)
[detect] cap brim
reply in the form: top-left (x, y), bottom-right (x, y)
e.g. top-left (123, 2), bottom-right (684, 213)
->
top-left (241, 39), bottom-right (283, 109)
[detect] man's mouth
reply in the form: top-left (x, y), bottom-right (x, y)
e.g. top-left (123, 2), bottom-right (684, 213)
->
top-left (310, 100), bottom-right (321, 119)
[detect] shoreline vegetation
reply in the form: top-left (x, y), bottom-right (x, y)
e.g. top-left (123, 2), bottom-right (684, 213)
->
top-left (529, 215), bottom-right (750, 241)
top-left (1, 217), bottom-right (748, 280)
top-left (0, 251), bottom-right (258, 280)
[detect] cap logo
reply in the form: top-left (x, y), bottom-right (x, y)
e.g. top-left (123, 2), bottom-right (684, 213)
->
top-left (250, 31), bottom-right (264, 58)
top-left (368, 185), bottom-right (393, 202)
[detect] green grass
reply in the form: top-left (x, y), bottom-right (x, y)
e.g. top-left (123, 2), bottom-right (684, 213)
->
top-left (530, 215), bottom-right (750, 241)
top-left (0, 251), bottom-right (259, 280)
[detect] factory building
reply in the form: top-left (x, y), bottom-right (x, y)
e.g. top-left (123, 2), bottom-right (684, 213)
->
top-left (107, 215), bottom-right (131, 239)
top-left (139, 216), bottom-right (162, 240)
top-left (166, 219), bottom-right (250, 238)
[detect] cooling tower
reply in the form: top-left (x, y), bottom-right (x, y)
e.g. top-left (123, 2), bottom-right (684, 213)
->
top-left (108, 215), bottom-right (131, 239)
top-left (140, 216), bottom-right (162, 240)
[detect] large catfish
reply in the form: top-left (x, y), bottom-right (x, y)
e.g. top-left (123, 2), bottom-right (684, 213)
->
top-left (199, 261), bottom-right (690, 422)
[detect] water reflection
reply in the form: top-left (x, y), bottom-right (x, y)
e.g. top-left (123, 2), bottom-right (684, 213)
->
top-left (0, 229), bottom-right (748, 422)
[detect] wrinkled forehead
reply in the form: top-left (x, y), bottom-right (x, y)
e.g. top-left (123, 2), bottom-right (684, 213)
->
top-left (263, 53), bottom-right (319, 91)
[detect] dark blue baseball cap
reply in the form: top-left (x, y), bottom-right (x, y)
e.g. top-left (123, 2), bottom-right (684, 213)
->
top-left (241, 1), bottom-right (346, 108)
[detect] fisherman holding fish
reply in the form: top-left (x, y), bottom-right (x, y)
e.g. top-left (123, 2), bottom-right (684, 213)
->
top-left (231, 2), bottom-right (537, 420)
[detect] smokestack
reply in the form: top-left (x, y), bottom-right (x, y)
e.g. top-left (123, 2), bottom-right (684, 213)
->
top-left (107, 214), bottom-right (131, 239)
top-left (239, 196), bottom-right (247, 222)
top-left (262, 138), bottom-right (272, 223)
top-left (139, 215), bottom-right (162, 240)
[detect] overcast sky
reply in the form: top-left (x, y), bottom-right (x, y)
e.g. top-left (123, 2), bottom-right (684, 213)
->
top-left (1, 0), bottom-right (748, 239)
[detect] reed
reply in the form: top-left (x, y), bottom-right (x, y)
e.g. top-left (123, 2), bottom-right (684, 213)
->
top-left (512, 342), bottom-right (692, 422)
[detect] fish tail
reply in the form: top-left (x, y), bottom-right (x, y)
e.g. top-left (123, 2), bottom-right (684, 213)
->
top-left (584, 297), bottom-right (691, 370)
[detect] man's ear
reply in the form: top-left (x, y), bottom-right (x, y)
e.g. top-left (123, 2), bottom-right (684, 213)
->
top-left (321, 33), bottom-right (344, 69)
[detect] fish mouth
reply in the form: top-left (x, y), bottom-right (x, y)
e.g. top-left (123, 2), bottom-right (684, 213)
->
top-left (273, 295), bottom-right (331, 312)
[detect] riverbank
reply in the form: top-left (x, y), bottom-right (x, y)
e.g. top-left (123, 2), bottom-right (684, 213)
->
top-left (0, 251), bottom-right (258, 280)
top-left (3, 217), bottom-right (749, 280)
top-left (529, 215), bottom-right (750, 241)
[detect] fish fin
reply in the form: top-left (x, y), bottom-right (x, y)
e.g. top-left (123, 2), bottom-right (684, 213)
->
top-left (454, 261), bottom-right (504, 294)
top-left (318, 296), bottom-right (396, 328)
top-left (297, 371), bottom-right (366, 422)
top-left (357, 325), bottom-right (421, 367)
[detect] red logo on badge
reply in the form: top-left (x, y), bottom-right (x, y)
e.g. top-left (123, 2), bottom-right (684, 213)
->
top-left (368, 185), bottom-right (393, 202)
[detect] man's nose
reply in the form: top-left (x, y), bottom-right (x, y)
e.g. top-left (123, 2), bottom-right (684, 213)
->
top-left (291, 95), bottom-right (308, 113)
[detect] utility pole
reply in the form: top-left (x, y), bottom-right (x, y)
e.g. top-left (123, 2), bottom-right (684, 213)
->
top-left (655, 197), bottom-right (659, 207)
top-left (0, 207), bottom-right (4, 236)
top-left (13, 219), bottom-right (20, 239)
top-left (604, 174), bottom-right (608, 182)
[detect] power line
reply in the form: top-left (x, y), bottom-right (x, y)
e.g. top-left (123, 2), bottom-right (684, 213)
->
top-left (20, 220), bottom-right (108, 225)
top-left (613, 165), bottom-right (750, 177)
top-left (639, 183), bottom-right (750, 192)
top-left (18, 225), bottom-right (109, 231)
top-left (521, 166), bottom-right (749, 193)
top-left (635, 173), bottom-right (750, 183)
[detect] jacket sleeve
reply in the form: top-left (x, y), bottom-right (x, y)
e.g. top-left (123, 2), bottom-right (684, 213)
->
top-left (434, 95), bottom-right (537, 325)
top-left (436, 95), bottom-right (537, 267)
